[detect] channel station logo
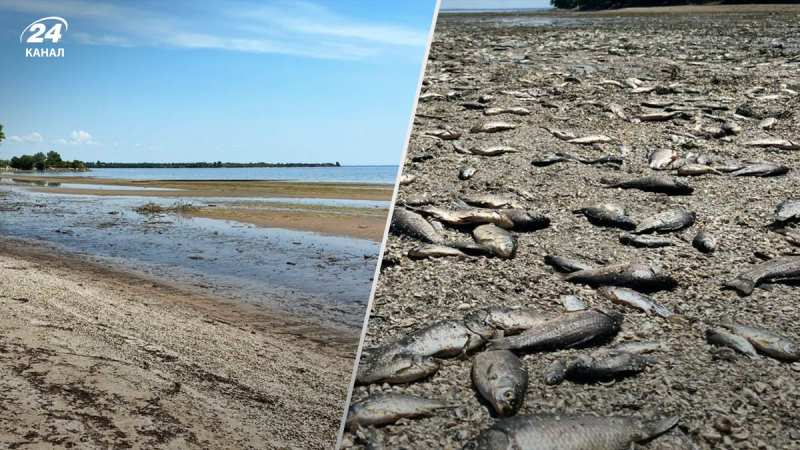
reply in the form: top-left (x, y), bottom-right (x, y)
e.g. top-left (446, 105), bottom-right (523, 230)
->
top-left (20, 17), bottom-right (67, 58)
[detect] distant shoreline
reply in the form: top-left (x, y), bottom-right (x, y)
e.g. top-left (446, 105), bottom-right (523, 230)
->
top-left (85, 162), bottom-right (342, 169)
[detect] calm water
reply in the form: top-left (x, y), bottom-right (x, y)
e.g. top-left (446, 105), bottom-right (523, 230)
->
top-left (1, 166), bottom-right (400, 184)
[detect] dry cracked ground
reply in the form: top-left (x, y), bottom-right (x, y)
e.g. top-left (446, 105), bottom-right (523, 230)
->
top-left (342, 9), bottom-right (800, 450)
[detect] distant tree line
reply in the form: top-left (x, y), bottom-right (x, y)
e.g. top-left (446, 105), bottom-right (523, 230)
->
top-left (551, 0), bottom-right (798, 9)
top-left (85, 161), bottom-right (342, 169)
top-left (5, 151), bottom-right (86, 171)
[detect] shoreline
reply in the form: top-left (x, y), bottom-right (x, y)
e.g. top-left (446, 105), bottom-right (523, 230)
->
top-left (0, 238), bottom-right (356, 449)
top-left (446, 3), bottom-right (800, 16)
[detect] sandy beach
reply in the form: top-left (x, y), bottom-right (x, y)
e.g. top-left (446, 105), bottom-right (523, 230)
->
top-left (0, 238), bottom-right (357, 449)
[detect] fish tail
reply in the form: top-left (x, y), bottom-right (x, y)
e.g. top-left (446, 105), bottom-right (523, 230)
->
top-left (641, 415), bottom-right (680, 441)
top-left (723, 278), bottom-right (755, 295)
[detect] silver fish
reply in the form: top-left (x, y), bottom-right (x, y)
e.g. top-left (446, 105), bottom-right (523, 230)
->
top-left (544, 358), bottom-right (569, 385)
top-left (484, 106), bottom-right (530, 116)
top-left (465, 307), bottom-right (547, 336)
top-left (567, 134), bottom-right (613, 145)
top-left (692, 229), bottom-right (717, 253)
top-left (647, 148), bottom-right (676, 170)
top-left (473, 224), bottom-right (517, 259)
top-left (390, 208), bottom-right (443, 244)
top-left (547, 128), bottom-right (577, 141)
top-left (459, 194), bottom-right (522, 210)
top-left (459, 165), bottom-right (478, 180)
top-left (544, 255), bottom-right (592, 273)
top-left (561, 295), bottom-right (587, 312)
top-left (470, 122), bottom-right (518, 133)
top-left (634, 209), bottom-right (695, 234)
top-left (730, 161), bottom-right (789, 177)
top-left (558, 350), bottom-right (655, 383)
top-left (408, 244), bottom-right (468, 259)
top-left (717, 322), bottom-right (800, 361)
top-left (619, 232), bottom-right (675, 248)
top-left (637, 111), bottom-right (681, 121)
top-left (489, 309), bottom-right (622, 352)
top-left (772, 199), bottom-right (800, 224)
top-left (572, 203), bottom-right (636, 230)
top-left (611, 341), bottom-right (665, 354)
top-left (677, 164), bottom-right (721, 176)
top-left (559, 263), bottom-right (678, 292)
top-left (597, 286), bottom-right (674, 319)
top-left (758, 117), bottom-right (777, 129)
top-left (469, 145), bottom-right (519, 156)
top-left (724, 256), bottom-right (800, 295)
top-left (416, 206), bottom-right (515, 229)
top-left (356, 353), bottom-right (441, 385)
top-left (464, 413), bottom-right (679, 450)
top-left (472, 350), bottom-right (528, 417)
top-left (370, 320), bottom-right (495, 359)
top-left (425, 129), bottom-right (461, 140)
top-left (706, 328), bottom-right (758, 359)
top-left (743, 138), bottom-right (800, 150)
top-left (604, 176), bottom-right (693, 195)
top-left (345, 394), bottom-right (449, 428)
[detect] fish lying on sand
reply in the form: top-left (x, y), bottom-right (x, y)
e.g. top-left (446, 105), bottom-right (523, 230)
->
top-left (716, 322), bottom-right (800, 361)
top-left (489, 309), bottom-right (622, 352)
top-left (693, 229), bottom-right (717, 253)
top-left (473, 224), bottom-right (517, 259)
top-left (572, 203), bottom-right (636, 230)
top-left (464, 307), bottom-right (546, 336)
top-left (597, 286), bottom-right (674, 319)
top-left (558, 263), bottom-right (678, 292)
top-left (634, 209), bottom-right (695, 234)
top-left (346, 394), bottom-right (450, 428)
top-left (545, 349), bottom-right (656, 385)
top-left (706, 328), bottom-right (758, 359)
top-left (368, 319), bottom-right (495, 360)
top-left (472, 350), bottom-right (528, 417)
top-left (390, 208), bottom-right (444, 244)
top-left (619, 232), bottom-right (675, 248)
top-left (724, 256), bottom-right (800, 295)
top-left (602, 176), bottom-right (693, 195)
top-left (463, 413), bottom-right (679, 450)
top-left (544, 255), bottom-right (592, 273)
top-left (356, 353), bottom-right (441, 385)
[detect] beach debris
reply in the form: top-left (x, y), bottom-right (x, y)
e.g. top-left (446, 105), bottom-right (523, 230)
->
top-left (560, 295), bottom-right (587, 312)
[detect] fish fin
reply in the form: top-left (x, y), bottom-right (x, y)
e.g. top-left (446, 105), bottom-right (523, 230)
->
top-left (641, 415), bottom-right (680, 441)
top-left (722, 278), bottom-right (755, 295)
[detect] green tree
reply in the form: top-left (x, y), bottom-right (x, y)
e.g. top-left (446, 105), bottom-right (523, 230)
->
top-left (0, 123), bottom-right (5, 146)
top-left (46, 151), bottom-right (63, 165)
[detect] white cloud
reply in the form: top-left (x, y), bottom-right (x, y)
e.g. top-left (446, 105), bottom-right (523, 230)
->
top-left (54, 130), bottom-right (99, 146)
top-left (0, 0), bottom-right (429, 60)
top-left (7, 132), bottom-right (44, 144)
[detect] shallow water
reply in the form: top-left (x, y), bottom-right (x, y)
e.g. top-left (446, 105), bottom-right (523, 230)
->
top-left (0, 186), bottom-right (378, 329)
top-left (0, 165), bottom-right (400, 184)
top-left (1, 178), bottom-right (182, 191)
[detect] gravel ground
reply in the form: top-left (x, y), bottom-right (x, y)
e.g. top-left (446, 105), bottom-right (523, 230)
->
top-left (342, 9), bottom-right (800, 450)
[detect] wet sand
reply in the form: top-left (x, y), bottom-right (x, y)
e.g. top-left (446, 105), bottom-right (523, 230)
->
top-left (0, 239), bottom-right (356, 449)
top-left (187, 208), bottom-right (387, 241)
top-left (7, 175), bottom-right (393, 201)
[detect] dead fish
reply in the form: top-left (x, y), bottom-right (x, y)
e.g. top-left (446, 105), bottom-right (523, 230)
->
top-left (677, 164), bottom-right (722, 176)
top-left (573, 203), bottom-right (636, 230)
top-left (717, 322), bottom-right (800, 361)
top-left (634, 209), bottom-right (695, 234)
top-left (484, 106), bottom-right (530, 116)
top-left (558, 350), bottom-right (655, 383)
top-left (416, 206), bottom-right (514, 229)
top-left (472, 350), bottom-right (528, 417)
top-left (567, 134), bottom-right (613, 145)
top-left (647, 148), bottom-right (677, 170)
top-left (425, 129), bottom-right (461, 140)
top-left (473, 224), bottom-right (517, 259)
top-left (636, 111), bottom-right (681, 122)
top-left (597, 286), bottom-right (674, 319)
top-left (559, 263), bottom-right (678, 292)
top-left (370, 320), bottom-right (495, 360)
top-left (408, 244), bottom-right (468, 259)
top-left (544, 255), bottom-right (592, 273)
top-left (605, 103), bottom-right (627, 120)
top-left (744, 138), bottom-right (800, 150)
top-left (547, 128), bottom-right (577, 141)
top-left (721, 122), bottom-right (742, 135)
top-left (459, 165), bottom-right (477, 180)
top-left (469, 145), bottom-right (519, 156)
top-left (399, 174), bottom-right (416, 185)
top-left (532, 154), bottom-right (579, 167)
top-left (580, 155), bottom-right (624, 166)
top-left (619, 232), bottom-right (675, 248)
top-left (706, 328), bottom-right (758, 359)
top-left (642, 100), bottom-right (674, 108)
top-left (390, 208), bottom-right (443, 244)
top-left (489, 309), bottom-right (622, 352)
top-left (561, 295), bottom-right (587, 312)
top-left (464, 307), bottom-right (547, 336)
top-left (461, 102), bottom-right (486, 111)
top-left (459, 194), bottom-right (522, 209)
top-left (693, 229), bottom-right (717, 253)
top-left (419, 92), bottom-right (445, 101)
top-left (758, 117), bottom-right (777, 129)
top-left (345, 394), bottom-right (449, 428)
top-left (603, 176), bottom-right (693, 195)
top-left (724, 256), bottom-right (800, 295)
top-left (544, 358), bottom-right (569, 385)
top-left (497, 209), bottom-right (550, 231)
top-left (356, 353), bottom-right (441, 385)
top-left (771, 199), bottom-right (800, 224)
top-left (632, 85), bottom-right (658, 93)
top-left (729, 161), bottom-right (790, 177)
top-left (470, 122), bottom-right (518, 133)
top-left (464, 413), bottom-right (679, 450)
top-left (611, 341), bottom-right (665, 354)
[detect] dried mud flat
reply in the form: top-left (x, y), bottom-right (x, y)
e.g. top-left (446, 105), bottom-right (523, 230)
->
top-left (343, 9), bottom-right (800, 450)
top-left (0, 240), bottom-right (356, 449)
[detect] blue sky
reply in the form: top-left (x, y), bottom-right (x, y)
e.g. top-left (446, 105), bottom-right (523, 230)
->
top-left (0, 0), bottom-right (437, 165)
top-left (441, 0), bottom-right (551, 10)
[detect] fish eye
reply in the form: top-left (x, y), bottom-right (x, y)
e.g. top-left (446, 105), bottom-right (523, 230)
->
top-left (503, 391), bottom-right (515, 401)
